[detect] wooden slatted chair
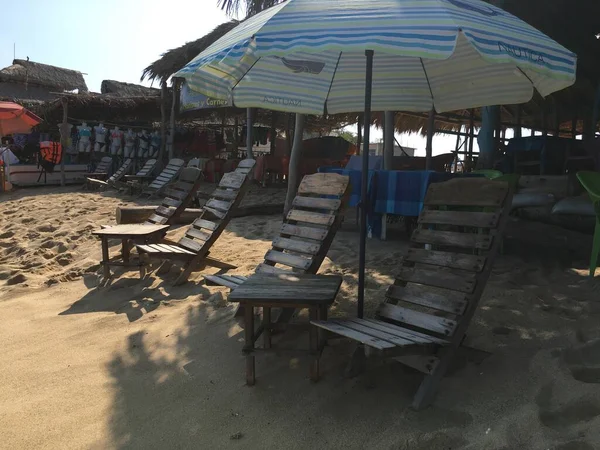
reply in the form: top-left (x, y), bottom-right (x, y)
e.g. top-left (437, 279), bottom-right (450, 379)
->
top-left (83, 156), bottom-right (113, 189)
top-left (204, 173), bottom-right (350, 292)
top-left (136, 159), bottom-right (256, 284)
top-left (140, 158), bottom-right (185, 197)
top-left (86, 158), bottom-right (133, 190)
top-left (98, 167), bottom-right (204, 266)
top-left (312, 178), bottom-right (514, 410)
top-left (124, 158), bottom-right (158, 193)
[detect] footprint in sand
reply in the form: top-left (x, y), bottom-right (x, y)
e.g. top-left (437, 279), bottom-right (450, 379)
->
top-left (21, 217), bottom-right (35, 224)
top-left (55, 253), bottom-right (73, 267)
top-left (537, 394), bottom-right (600, 430)
top-left (37, 224), bottom-right (58, 233)
top-left (0, 231), bottom-right (15, 239)
top-left (555, 441), bottom-right (595, 450)
top-left (6, 273), bottom-right (27, 286)
top-left (564, 339), bottom-right (600, 384)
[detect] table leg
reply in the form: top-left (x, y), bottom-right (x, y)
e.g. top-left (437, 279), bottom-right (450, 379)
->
top-left (309, 307), bottom-right (319, 383)
top-left (318, 305), bottom-right (328, 351)
top-left (121, 239), bottom-right (130, 264)
top-left (243, 303), bottom-right (256, 386)
top-left (263, 307), bottom-right (272, 349)
top-left (101, 237), bottom-right (110, 279)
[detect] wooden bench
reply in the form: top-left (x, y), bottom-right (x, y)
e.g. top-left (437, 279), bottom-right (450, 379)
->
top-left (312, 177), bottom-right (514, 410)
top-left (83, 156), bottom-right (113, 189)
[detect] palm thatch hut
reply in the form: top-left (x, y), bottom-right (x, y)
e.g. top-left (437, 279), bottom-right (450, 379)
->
top-left (0, 59), bottom-right (88, 103)
top-left (100, 80), bottom-right (160, 97)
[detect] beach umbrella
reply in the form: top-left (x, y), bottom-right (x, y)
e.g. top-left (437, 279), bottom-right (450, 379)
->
top-left (175, 0), bottom-right (577, 318)
top-left (0, 102), bottom-right (41, 136)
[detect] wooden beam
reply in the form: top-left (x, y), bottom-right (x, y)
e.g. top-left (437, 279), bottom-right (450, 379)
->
top-left (160, 81), bottom-right (167, 161)
top-left (59, 98), bottom-right (68, 186)
top-left (425, 108), bottom-right (435, 170)
top-left (515, 105), bottom-right (522, 138)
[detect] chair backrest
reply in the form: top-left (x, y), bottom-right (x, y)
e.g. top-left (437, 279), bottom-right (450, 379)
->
top-left (147, 158), bottom-right (185, 191)
top-left (95, 156), bottom-right (113, 173)
top-left (577, 171), bottom-right (600, 204)
top-left (256, 173), bottom-right (350, 275)
top-left (187, 158), bottom-right (201, 168)
top-left (378, 178), bottom-right (513, 342)
top-left (177, 159), bottom-right (256, 254)
top-left (144, 167), bottom-right (203, 225)
top-left (136, 159), bottom-right (157, 177)
top-left (108, 159), bottom-right (133, 183)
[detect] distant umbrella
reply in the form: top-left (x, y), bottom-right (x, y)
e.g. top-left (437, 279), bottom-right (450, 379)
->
top-left (0, 102), bottom-right (41, 136)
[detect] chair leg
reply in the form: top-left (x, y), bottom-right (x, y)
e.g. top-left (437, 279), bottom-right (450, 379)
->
top-left (411, 347), bottom-right (456, 411)
top-left (589, 219), bottom-right (600, 278)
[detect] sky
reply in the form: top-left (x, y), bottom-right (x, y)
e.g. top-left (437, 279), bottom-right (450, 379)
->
top-left (0, 0), bottom-right (486, 157)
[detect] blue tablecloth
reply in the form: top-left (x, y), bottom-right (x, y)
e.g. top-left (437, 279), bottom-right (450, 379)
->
top-left (317, 167), bottom-right (376, 208)
top-left (372, 170), bottom-right (454, 217)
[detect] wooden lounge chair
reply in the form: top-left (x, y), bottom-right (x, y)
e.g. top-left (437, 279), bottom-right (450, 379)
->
top-left (204, 172), bottom-right (350, 292)
top-left (136, 159), bottom-right (256, 285)
top-left (123, 158), bottom-right (158, 193)
top-left (83, 156), bottom-right (113, 189)
top-left (86, 158), bottom-right (133, 190)
top-left (140, 158), bottom-right (185, 197)
top-left (312, 178), bottom-right (514, 410)
top-left (95, 167), bottom-right (204, 276)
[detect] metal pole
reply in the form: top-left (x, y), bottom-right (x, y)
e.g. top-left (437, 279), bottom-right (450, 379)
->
top-left (358, 49), bottom-right (374, 319)
top-left (425, 108), bottom-right (435, 170)
top-left (246, 108), bottom-right (254, 159)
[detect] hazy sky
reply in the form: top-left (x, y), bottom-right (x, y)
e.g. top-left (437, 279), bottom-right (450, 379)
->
top-left (0, 0), bottom-right (489, 156)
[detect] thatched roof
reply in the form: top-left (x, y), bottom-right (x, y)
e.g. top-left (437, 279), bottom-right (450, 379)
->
top-left (101, 80), bottom-right (160, 97)
top-left (0, 59), bottom-right (88, 92)
top-left (37, 93), bottom-right (166, 126)
top-left (141, 20), bottom-right (240, 84)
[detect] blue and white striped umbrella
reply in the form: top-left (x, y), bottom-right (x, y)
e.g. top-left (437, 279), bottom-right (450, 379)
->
top-left (175, 0), bottom-right (577, 115)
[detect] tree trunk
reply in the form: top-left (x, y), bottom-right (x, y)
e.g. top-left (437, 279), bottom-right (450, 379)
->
top-left (160, 81), bottom-right (167, 162)
top-left (284, 114), bottom-right (305, 216)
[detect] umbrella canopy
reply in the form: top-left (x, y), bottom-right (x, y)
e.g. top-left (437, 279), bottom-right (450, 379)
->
top-left (175, 0), bottom-right (577, 114)
top-left (0, 102), bottom-right (42, 136)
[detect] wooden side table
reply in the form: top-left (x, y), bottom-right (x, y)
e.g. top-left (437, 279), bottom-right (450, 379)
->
top-left (228, 273), bottom-right (343, 385)
top-left (93, 224), bottom-right (169, 278)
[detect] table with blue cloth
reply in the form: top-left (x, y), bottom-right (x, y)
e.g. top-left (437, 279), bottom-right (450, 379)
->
top-left (318, 167), bottom-right (479, 239)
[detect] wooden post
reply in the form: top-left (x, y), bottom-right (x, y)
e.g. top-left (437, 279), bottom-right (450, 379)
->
top-left (169, 79), bottom-right (178, 160)
top-left (468, 109), bottom-right (475, 171)
top-left (453, 126), bottom-right (461, 173)
top-left (356, 114), bottom-right (363, 155)
top-left (382, 111), bottom-right (395, 240)
top-left (541, 102), bottom-right (548, 137)
top-left (160, 80), bottom-right (167, 162)
top-left (383, 111), bottom-right (395, 169)
top-left (515, 105), bottom-right (522, 138)
top-left (425, 108), bottom-right (435, 170)
top-left (283, 114), bottom-right (305, 216)
top-left (246, 108), bottom-right (254, 159)
top-left (59, 98), bottom-right (69, 186)
top-left (270, 111), bottom-right (277, 155)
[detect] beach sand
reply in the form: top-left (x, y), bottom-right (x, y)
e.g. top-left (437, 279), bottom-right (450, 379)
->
top-left (1, 185), bottom-right (600, 449)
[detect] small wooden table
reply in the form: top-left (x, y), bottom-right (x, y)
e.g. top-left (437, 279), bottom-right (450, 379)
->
top-left (93, 224), bottom-right (169, 278)
top-left (228, 273), bottom-right (343, 385)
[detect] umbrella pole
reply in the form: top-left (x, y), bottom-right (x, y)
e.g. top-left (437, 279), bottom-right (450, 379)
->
top-left (357, 49), bottom-right (374, 319)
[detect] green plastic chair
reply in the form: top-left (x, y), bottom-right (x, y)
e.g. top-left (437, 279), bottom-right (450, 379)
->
top-left (473, 169), bottom-right (504, 180)
top-left (576, 171), bottom-right (600, 278)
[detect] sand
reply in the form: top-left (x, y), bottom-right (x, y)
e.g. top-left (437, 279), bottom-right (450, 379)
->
top-left (1, 185), bottom-right (600, 449)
